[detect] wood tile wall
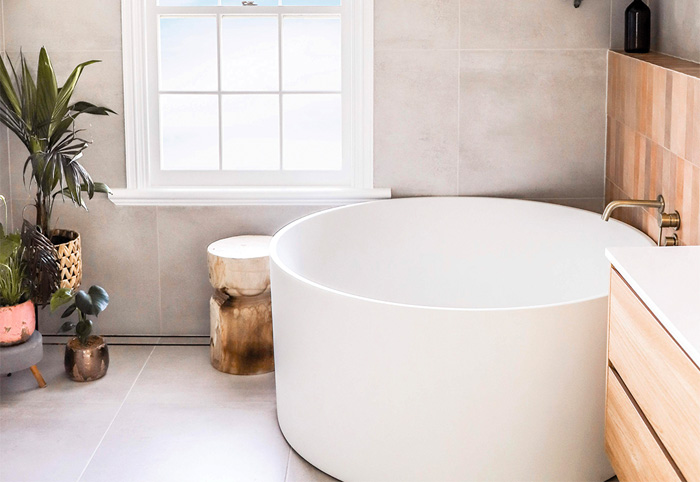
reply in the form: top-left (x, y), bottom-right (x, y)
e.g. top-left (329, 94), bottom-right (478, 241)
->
top-left (607, 51), bottom-right (700, 245)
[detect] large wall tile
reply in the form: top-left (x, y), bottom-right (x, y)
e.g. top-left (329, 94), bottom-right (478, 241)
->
top-left (651, 0), bottom-right (700, 63)
top-left (33, 198), bottom-right (162, 335)
top-left (460, 0), bottom-right (611, 50)
top-left (156, 205), bottom-right (327, 335)
top-left (3, 0), bottom-right (122, 52)
top-left (374, 50), bottom-right (460, 196)
top-left (459, 50), bottom-right (607, 199)
top-left (375, 0), bottom-right (459, 50)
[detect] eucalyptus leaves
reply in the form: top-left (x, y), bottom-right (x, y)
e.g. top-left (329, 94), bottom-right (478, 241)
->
top-left (0, 48), bottom-right (114, 235)
top-left (51, 285), bottom-right (110, 346)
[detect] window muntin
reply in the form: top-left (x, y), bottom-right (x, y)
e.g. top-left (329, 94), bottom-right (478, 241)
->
top-left (148, 0), bottom-right (352, 187)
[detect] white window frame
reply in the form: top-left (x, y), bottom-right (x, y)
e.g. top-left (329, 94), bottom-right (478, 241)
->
top-left (113, 0), bottom-right (389, 206)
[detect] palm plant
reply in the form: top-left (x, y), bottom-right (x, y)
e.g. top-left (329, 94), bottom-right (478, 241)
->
top-left (0, 48), bottom-right (114, 236)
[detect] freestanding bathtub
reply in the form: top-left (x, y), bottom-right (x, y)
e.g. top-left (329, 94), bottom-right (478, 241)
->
top-left (270, 197), bottom-right (653, 481)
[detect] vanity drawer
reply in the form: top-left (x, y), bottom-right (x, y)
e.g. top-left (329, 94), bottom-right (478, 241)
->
top-left (605, 368), bottom-right (681, 481)
top-left (609, 269), bottom-right (700, 481)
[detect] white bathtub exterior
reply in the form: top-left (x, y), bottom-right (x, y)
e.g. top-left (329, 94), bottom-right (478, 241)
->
top-left (270, 197), bottom-right (653, 482)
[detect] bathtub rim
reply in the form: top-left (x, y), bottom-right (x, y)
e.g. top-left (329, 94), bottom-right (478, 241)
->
top-left (269, 196), bottom-right (653, 313)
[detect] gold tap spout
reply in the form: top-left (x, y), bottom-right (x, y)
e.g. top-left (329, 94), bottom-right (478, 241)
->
top-left (601, 195), bottom-right (665, 221)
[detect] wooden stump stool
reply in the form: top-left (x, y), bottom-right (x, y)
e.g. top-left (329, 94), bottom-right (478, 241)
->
top-left (207, 236), bottom-right (274, 375)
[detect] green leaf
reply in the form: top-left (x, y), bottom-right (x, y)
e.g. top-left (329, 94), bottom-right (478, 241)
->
top-left (35, 48), bottom-right (58, 134)
top-left (19, 57), bottom-right (37, 131)
top-left (75, 318), bottom-right (93, 343)
top-left (50, 287), bottom-right (73, 311)
top-left (61, 303), bottom-right (77, 318)
top-left (58, 321), bottom-right (75, 333)
top-left (49, 59), bottom-right (100, 138)
top-left (0, 232), bottom-right (21, 265)
top-left (73, 286), bottom-right (110, 316)
top-left (74, 290), bottom-right (93, 315)
top-left (88, 285), bottom-right (109, 316)
top-left (68, 101), bottom-right (116, 116)
top-left (0, 54), bottom-right (21, 116)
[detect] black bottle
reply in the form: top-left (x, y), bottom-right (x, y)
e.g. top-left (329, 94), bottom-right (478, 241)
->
top-left (624, 0), bottom-right (651, 53)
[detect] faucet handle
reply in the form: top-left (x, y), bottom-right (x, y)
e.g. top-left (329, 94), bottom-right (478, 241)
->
top-left (657, 210), bottom-right (681, 230)
top-left (661, 233), bottom-right (679, 247)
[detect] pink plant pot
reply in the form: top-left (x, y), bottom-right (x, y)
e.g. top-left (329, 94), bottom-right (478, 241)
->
top-left (0, 300), bottom-right (36, 346)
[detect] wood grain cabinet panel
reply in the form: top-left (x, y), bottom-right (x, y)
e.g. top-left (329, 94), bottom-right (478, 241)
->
top-left (605, 368), bottom-right (682, 482)
top-left (609, 269), bottom-right (700, 481)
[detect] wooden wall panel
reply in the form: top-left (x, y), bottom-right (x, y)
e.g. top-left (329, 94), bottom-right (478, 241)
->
top-left (606, 51), bottom-right (700, 245)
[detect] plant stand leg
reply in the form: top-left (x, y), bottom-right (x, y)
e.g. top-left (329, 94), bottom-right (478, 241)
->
top-left (29, 365), bottom-right (46, 388)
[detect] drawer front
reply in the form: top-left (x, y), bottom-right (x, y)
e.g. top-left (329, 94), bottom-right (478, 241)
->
top-left (609, 269), bottom-right (700, 480)
top-left (605, 368), bottom-right (681, 482)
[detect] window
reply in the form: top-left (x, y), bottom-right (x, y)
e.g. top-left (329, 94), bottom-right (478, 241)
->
top-left (116, 0), bottom-right (388, 205)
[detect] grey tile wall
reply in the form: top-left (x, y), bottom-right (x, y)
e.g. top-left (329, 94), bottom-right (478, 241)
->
top-left (651, 0), bottom-right (700, 63)
top-left (2, 0), bottom-right (615, 334)
top-left (459, 50), bottom-right (607, 200)
top-left (374, 0), bottom-right (610, 206)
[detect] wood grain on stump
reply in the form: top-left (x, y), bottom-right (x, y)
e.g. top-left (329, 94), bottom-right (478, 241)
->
top-left (210, 289), bottom-right (274, 375)
top-left (207, 236), bottom-right (272, 297)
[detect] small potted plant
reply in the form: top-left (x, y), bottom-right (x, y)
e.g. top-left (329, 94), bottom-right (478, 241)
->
top-left (0, 48), bottom-right (114, 291)
top-left (51, 285), bottom-right (110, 382)
top-left (0, 195), bottom-right (58, 344)
top-left (0, 220), bottom-right (33, 346)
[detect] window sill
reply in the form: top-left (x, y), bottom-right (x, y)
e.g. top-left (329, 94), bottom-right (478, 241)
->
top-left (109, 187), bottom-right (392, 206)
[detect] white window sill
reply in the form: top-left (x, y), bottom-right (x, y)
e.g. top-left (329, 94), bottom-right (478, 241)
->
top-left (109, 187), bottom-right (392, 206)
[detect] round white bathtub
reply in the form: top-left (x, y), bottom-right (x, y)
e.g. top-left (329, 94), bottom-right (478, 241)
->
top-left (270, 197), bottom-right (652, 482)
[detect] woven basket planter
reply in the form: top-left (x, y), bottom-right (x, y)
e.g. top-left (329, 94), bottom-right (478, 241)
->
top-left (51, 229), bottom-right (82, 290)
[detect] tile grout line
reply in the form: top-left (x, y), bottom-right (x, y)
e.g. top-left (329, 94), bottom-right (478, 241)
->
top-left (283, 448), bottom-right (292, 482)
top-left (456, 0), bottom-right (461, 195)
top-left (154, 207), bottom-right (164, 335)
top-left (75, 344), bottom-right (158, 482)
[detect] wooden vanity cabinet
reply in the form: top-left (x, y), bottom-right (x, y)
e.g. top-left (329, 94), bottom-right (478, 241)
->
top-left (605, 269), bottom-right (700, 482)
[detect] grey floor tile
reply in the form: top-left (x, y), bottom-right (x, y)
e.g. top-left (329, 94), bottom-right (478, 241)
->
top-left (0, 400), bottom-right (122, 482)
top-left (285, 450), bottom-right (339, 482)
top-left (0, 345), bottom-right (154, 404)
top-left (125, 345), bottom-right (276, 405)
top-left (79, 402), bottom-right (289, 482)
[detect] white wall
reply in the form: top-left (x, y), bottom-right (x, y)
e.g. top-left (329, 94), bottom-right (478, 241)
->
top-left (0, 0), bottom-right (613, 335)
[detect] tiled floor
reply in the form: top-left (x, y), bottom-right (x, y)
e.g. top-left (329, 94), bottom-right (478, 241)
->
top-left (0, 344), bottom-right (337, 482)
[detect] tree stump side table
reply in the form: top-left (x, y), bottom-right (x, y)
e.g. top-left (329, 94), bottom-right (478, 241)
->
top-left (207, 235), bottom-right (274, 375)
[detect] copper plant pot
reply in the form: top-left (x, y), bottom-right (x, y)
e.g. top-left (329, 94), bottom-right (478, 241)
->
top-left (51, 229), bottom-right (82, 290)
top-left (64, 335), bottom-right (109, 382)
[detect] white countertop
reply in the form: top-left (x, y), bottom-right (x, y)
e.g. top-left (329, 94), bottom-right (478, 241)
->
top-left (606, 246), bottom-right (700, 368)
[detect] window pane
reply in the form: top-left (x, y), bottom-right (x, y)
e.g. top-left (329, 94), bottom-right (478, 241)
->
top-left (222, 95), bottom-right (280, 170)
top-left (282, 0), bottom-right (340, 5)
top-left (158, 0), bottom-right (217, 5)
top-left (160, 17), bottom-right (217, 91)
top-left (283, 94), bottom-right (341, 170)
top-left (282, 16), bottom-right (341, 92)
top-left (160, 94), bottom-right (219, 170)
top-left (222, 16), bottom-right (278, 92)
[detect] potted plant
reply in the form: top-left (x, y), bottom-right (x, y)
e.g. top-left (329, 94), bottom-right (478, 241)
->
top-left (0, 195), bottom-right (59, 344)
top-left (51, 285), bottom-right (110, 382)
top-left (0, 48), bottom-right (114, 292)
top-left (0, 207), bottom-right (33, 346)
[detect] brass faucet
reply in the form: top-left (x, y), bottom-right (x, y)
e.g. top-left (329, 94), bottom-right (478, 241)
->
top-left (602, 195), bottom-right (681, 246)
top-left (602, 195), bottom-right (665, 221)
